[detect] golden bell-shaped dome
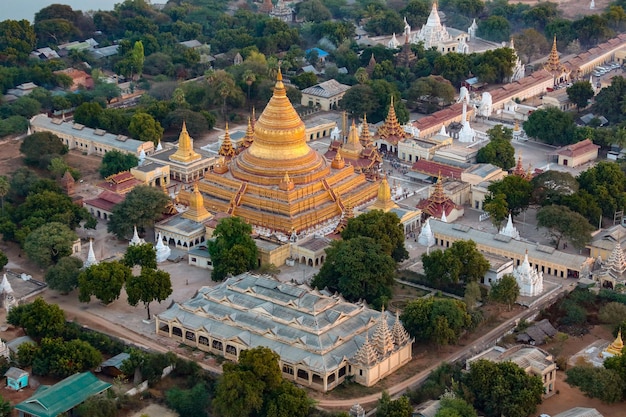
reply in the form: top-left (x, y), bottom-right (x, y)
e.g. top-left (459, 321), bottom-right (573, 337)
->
top-left (369, 176), bottom-right (398, 212)
top-left (170, 121), bottom-right (201, 164)
top-left (233, 69), bottom-right (326, 184)
top-left (183, 182), bottom-right (212, 222)
top-left (331, 149), bottom-right (345, 169)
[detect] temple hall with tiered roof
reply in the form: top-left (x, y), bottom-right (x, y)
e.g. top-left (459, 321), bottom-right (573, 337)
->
top-left (156, 273), bottom-right (413, 391)
top-left (196, 70), bottom-right (380, 234)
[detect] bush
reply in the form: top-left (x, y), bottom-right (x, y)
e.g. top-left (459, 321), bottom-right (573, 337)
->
top-left (599, 302), bottom-right (626, 326)
top-left (166, 383), bottom-right (210, 417)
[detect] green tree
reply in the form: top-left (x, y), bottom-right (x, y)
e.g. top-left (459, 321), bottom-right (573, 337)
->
top-left (463, 360), bottom-right (543, 417)
top-left (567, 81), bottom-right (595, 112)
top-left (483, 193), bottom-right (508, 228)
top-left (208, 217), bottom-right (258, 282)
top-left (0, 176), bottom-right (9, 215)
top-left (75, 395), bottom-right (118, 417)
top-left (128, 112), bottom-right (164, 144)
top-left (44, 256), bottom-right (83, 294)
top-left (99, 150), bottom-right (139, 178)
top-left (598, 302), bottom-right (626, 326)
top-left (486, 175), bottom-right (533, 216)
top-left (78, 261), bottom-right (132, 304)
top-left (24, 222), bottom-right (77, 268)
top-left (435, 397), bottom-right (477, 417)
top-left (476, 125), bottom-right (515, 170)
top-left (7, 297), bottom-right (66, 339)
top-left (377, 391), bottom-right (412, 417)
top-left (531, 170), bottom-right (578, 205)
top-left (31, 337), bottom-right (102, 379)
top-left (566, 366), bottom-right (625, 403)
top-left (489, 274), bottom-right (519, 311)
top-left (477, 16), bottom-right (510, 42)
top-left (342, 210), bottom-right (408, 262)
top-left (126, 267), bottom-right (172, 320)
top-left (123, 243), bottom-right (157, 269)
top-left (339, 84), bottom-right (378, 118)
top-left (464, 281), bottom-right (482, 311)
top-left (536, 205), bottom-right (595, 249)
top-left (577, 161), bottom-right (626, 218)
top-left (401, 298), bottom-right (471, 345)
top-left (311, 237), bottom-right (396, 307)
top-left (166, 383), bottom-right (211, 417)
top-left (513, 28), bottom-right (550, 63)
top-left (523, 107), bottom-right (576, 145)
top-left (212, 346), bottom-right (311, 417)
top-left (422, 240), bottom-right (489, 284)
top-left (296, 0), bottom-right (332, 22)
top-left (20, 132), bottom-right (68, 169)
top-left (0, 19), bottom-right (36, 64)
top-left (107, 186), bottom-right (169, 239)
top-left (73, 102), bottom-right (104, 128)
top-left (292, 72), bottom-right (318, 90)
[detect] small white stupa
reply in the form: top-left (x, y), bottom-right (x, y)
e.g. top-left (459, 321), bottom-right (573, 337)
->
top-left (513, 250), bottom-right (544, 297)
top-left (439, 125), bottom-right (448, 136)
top-left (590, 0), bottom-right (595, 9)
top-left (138, 149), bottom-right (146, 165)
top-left (0, 274), bottom-right (16, 312)
top-left (499, 214), bottom-right (520, 240)
top-left (129, 225), bottom-right (146, 246)
top-left (458, 102), bottom-right (476, 143)
top-left (388, 33), bottom-right (399, 49)
top-left (418, 218), bottom-right (435, 247)
top-left (441, 211), bottom-right (448, 223)
top-left (84, 239), bottom-right (98, 268)
top-left (156, 140), bottom-right (163, 152)
top-left (155, 232), bottom-right (171, 263)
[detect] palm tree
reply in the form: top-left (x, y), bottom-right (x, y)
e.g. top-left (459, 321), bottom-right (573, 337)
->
top-left (242, 70), bottom-right (256, 110)
top-left (0, 176), bottom-right (8, 216)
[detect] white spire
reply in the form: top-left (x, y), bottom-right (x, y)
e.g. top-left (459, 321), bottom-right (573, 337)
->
top-left (441, 211), bottom-right (447, 223)
top-left (458, 101), bottom-right (476, 143)
top-left (138, 149), bottom-right (146, 165)
top-left (513, 250), bottom-right (543, 296)
top-left (418, 218), bottom-right (435, 247)
top-left (129, 225), bottom-right (145, 246)
top-left (0, 274), bottom-right (13, 294)
top-left (388, 33), bottom-right (399, 49)
top-left (156, 140), bottom-right (163, 151)
top-left (84, 239), bottom-right (98, 268)
top-left (439, 125), bottom-right (448, 136)
top-left (499, 213), bottom-right (520, 240)
top-left (155, 232), bottom-right (171, 263)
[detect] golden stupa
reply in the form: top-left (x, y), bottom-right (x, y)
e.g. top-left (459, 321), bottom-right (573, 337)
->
top-left (198, 70), bottom-right (379, 233)
top-left (369, 176), bottom-right (399, 212)
top-left (605, 330), bottom-right (624, 356)
top-left (170, 121), bottom-right (201, 163)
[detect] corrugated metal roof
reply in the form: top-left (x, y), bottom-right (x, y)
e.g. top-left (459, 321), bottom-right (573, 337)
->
top-left (15, 372), bottom-right (111, 417)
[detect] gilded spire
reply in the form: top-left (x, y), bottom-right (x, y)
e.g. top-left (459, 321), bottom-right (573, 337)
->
top-left (370, 177), bottom-right (398, 212)
top-left (183, 182), bottom-right (212, 222)
top-left (359, 114), bottom-right (373, 148)
top-left (219, 123), bottom-right (236, 159)
top-left (430, 173), bottom-right (448, 204)
top-left (544, 36), bottom-right (563, 73)
top-left (331, 149), bottom-right (345, 169)
top-left (377, 96), bottom-right (410, 143)
top-left (170, 121), bottom-right (201, 163)
top-left (279, 171), bottom-right (294, 191)
top-left (343, 120), bottom-right (364, 157)
top-left (235, 68), bottom-right (325, 183)
top-left (606, 329), bottom-right (624, 356)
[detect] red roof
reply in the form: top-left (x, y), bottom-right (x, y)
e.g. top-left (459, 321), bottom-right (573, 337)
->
top-left (412, 160), bottom-right (464, 180)
top-left (83, 191), bottom-right (125, 212)
top-left (556, 139), bottom-right (599, 158)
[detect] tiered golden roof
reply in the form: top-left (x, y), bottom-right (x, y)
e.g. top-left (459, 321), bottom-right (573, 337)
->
top-left (544, 36), bottom-right (568, 75)
top-left (237, 117), bottom-right (255, 153)
top-left (170, 121), bottom-right (201, 164)
top-left (512, 155), bottom-right (532, 180)
top-left (343, 121), bottom-right (364, 158)
top-left (331, 149), bottom-right (345, 169)
top-left (182, 182), bottom-right (212, 222)
top-left (369, 177), bottom-right (399, 212)
top-left (377, 97), bottom-right (410, 145)
top-left (197, 70), bottom-right (380, 233)
top-left (360, 114), bottom-right (373, 148)
top-left (218, 123), bottom-right (236, 159)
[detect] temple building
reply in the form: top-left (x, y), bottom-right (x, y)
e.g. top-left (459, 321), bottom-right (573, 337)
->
top-left (544, 36), bottom-right (571, 85)
top-left (417, 175), bottom-right (464, 222)
top-left (365, 177), bottom-right (421, 234)
top-left (156, 273), bottom-right (413, 391)
top-left (396, 33), bottom-right (417, 67)
top-left (374, 97), bottom-right (412, 154)
top-left (593, 240), bottom-right (626, 289)
top-left (218, 124), bottom-right (237, 161)
top-left (326, 120), bottom-right (382, 179)
top-left (410, 2), bottom-right (469, 54)
top-left (195, 70), bottom-right (379, 234)
top-left (145, 122), bottom-right (218, 183)
top-left (457, 102), bottom-right (476, 143)
top-left (508, 38), bottom-right (526, 82)
top-left (155, 182), bottom-right (213, 250)
top-left (513, 251), bottom-right (544, 297)
top-left (512, 155), bottom-right (533, 181)
top-left (269, 0), bottom-right (294, 22)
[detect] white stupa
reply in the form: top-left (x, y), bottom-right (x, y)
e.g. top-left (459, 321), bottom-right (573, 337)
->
top-left (590, 0), bottom-right (595, 9)
top-left (0, 274), bottom-right (16, 312)
top-left (129, 225), bottom-right (146, 246)
top-left (458, 102), bottom-right (476, 143)
top-left (411, 2), bottom-right (454, 50)
top-left (457, 86), bottom-right (469, 103)
top-left (439, 125), bottom-right (448, 136)
top-left (84, 239), bottom-right (98, 268)
top-left (138, 149), bottom-right (146, 165)
top-left (155, 232), bottom-right (171, 263)
top-left (156, 140), bottom-right (163, 151)
top-left (499, 214), bottom-right (520, 240)
top-left (468, 19), bottom-right (478, 40)
top-left (418, 218), bottom-right (435, 247)
top-left (388, 33), bottom-right (399, 49)
top-left (513, 251), bottom-right (544, 297)
top-left (441, 211), bottom-right (447, 223)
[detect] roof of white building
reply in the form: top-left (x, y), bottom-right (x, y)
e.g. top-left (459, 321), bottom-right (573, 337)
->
top-left (301, 80), bottom-right (350, 98)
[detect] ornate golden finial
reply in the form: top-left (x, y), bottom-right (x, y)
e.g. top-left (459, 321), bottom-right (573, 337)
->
top-left (182, 181), bottom-right (212, 222)
top-left (606, 329), bottom-right (624, 356)
top-left (277, 66), bottom-right (283, 81)
top-left (377, 96), bottom-right (410, 141)
top-left (370, 176), bottom-right (398, 212)
top-left (219, 123), bottom-right (236, 159)
top-left (170, 120), bottom-right (201, 163)
top-left (332, 149), bottom-right (345, 169)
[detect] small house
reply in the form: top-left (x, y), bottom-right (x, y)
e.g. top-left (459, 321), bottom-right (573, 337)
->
top-left (5, 367), bottom-right (28, 390)
top-left (555, 139), bottom-right (599, 167)
top-left (97, 352), bottom-right (130, 377)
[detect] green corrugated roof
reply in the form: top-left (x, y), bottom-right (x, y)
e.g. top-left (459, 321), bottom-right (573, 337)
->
top-left (15, 372), bottom-right (111, 417)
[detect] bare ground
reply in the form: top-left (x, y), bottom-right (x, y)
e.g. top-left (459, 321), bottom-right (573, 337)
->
top-left (515, 0), bottom-right (611, 20)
